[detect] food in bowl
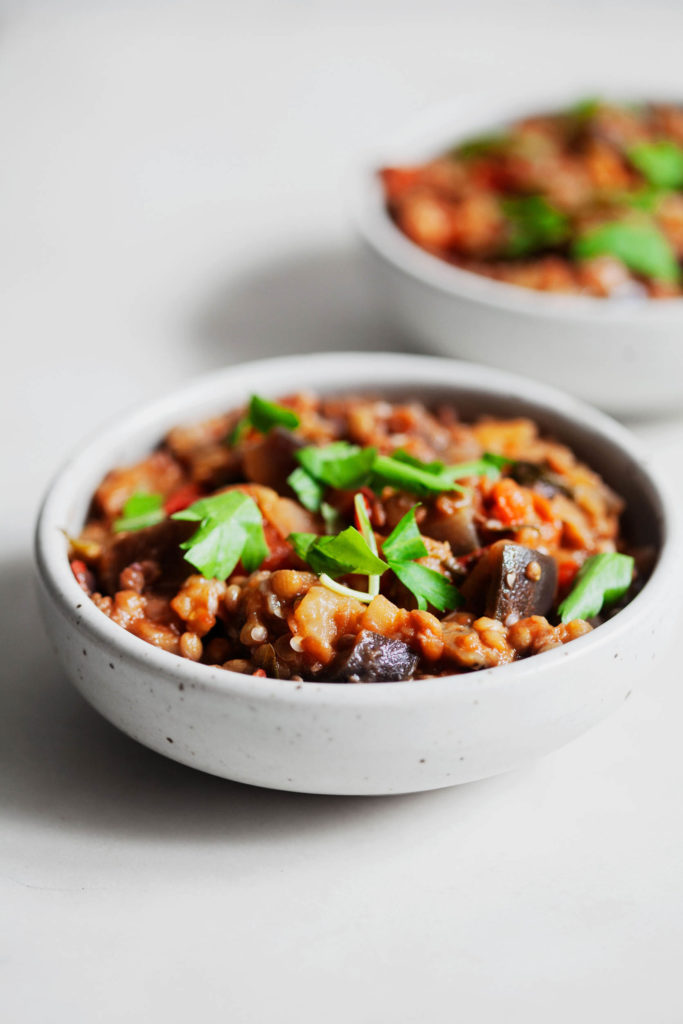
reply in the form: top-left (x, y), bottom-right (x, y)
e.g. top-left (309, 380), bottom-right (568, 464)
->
top-left (380, 99), bottom-right (683, 297)
top-left (69, 390), bottom-right (642, 683)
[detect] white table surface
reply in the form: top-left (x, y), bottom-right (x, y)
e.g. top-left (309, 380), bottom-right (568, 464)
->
top-left (3, 2), bottom-right (683, 1021)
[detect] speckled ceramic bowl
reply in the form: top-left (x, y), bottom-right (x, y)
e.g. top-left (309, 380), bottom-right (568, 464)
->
top-left (352, 89), bottom-right (683, 416)
top-left (34, 353), bottom-right (678, 794)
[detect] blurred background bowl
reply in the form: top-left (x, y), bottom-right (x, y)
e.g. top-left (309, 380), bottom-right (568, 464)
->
top-left (352, 89), bottom-right (683, 417)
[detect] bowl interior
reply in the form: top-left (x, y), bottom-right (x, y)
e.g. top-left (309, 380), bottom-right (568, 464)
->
top-left (49, 358), bottom-right (664, 566)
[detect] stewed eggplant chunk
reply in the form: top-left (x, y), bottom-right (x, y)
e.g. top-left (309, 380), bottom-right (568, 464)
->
top-left (460, 541), bottom-right (558, 625)
top-left (328, 630), bottom-right (419, 683)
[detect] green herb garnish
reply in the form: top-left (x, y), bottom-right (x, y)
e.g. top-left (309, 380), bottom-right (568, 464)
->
top-left (619, 185), bottom-right (668, 213)
top-left (287, 466), bottom-right (324, 512)
top-left (557, 552), bottom-right (634, 623)
top-left (320, 501), bottom-right (341, 534)
top-left (291, 442), bottom-right (508, 500)
top-left (230, 394), bottom-right (300, 444)
top-left (289, 527), bottom-right (388, 580)
top-left (452, 134), bottom-right (507, 161)
top-left (290, 504), bottom-right (461, 612)
top-left (628, 140), bottom-right (683, 189)
top-left (501, 195), bottom-right (570, 258)
top-left (113, 492), bottom-right (165, 533)
top-left (172, 491), bottom-right (269, 580)
top-left (573, 219), bottom-right (680, 283)
top-left (382, 508), bottom-right (461, 611)
top-left (371, 454), bottom-right (466, 497)
top-left (296, 442), bottom-right (377, 491)
top-left (570, 97), bottom-right (601, 122)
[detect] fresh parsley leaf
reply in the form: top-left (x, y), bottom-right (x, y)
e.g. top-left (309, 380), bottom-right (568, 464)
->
top-left (382, 507), bottom-right (428, 563)
top-left (113, 492), bottom-right (165, 533)
top-left (289, 526), bottom-right (388, 579)
top-left (382, 508), bottom-right (461, 612)
top-left (296, 442), bottom-right (377, 490)
top-left (371, 454), bottom-right (465, 497)
top-left (320, 502), bottom-right (341, 534)
top-left (248, 394), bottom-right (300, 433)
top-left (390, 561), bottom-right (462, 612)
top-left (391, 450), bottom-right (446, 474)
top-left (452, 134), bottom-right (507, 161)
top-left (172, 491), bottom-right (269, 579)
top-left (446, 453), bottom-right (512, 480)
top-left (229, 394), bottom-right (300, 445)
top-left (558, 552), bottom-right (634, 623)
top-left (570, 97), bottom-right (601, 121)
top-left (287, 466), bottom-right (324, 512)
top-left (502, 195), bottom-right (570, 258)
top-left (228, 415), bottom-right (250, 446)
top-left (573, 219), bottom-right (680, 283)
top-left (620, 185), bottom-right (668, 213)
top-left (628, 140), bottom-right (683, 189)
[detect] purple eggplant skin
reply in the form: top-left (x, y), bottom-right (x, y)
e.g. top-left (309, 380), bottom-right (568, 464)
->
top-left (241, 427), bottom-right (305, 494)
top-left (509, 461), bottom-right (572, 499)
top-left (328, 630), bottom-right (419, 683)
top-left (460, 540), bottom-right (558, 625)
top-left (421, 496), bottom-right (479, 555)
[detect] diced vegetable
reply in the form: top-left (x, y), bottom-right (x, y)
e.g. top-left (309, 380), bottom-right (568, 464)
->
top-left (328, 630), bottom-right (419, 683)
top-left (461, 541), bottom-right (558, 624)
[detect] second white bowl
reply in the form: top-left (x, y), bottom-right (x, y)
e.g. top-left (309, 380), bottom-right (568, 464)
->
top-left (352, 90), bottom-right (683, 416)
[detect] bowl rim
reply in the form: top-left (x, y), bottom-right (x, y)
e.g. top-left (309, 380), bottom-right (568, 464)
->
top-left (350, 86), bottom-right (683, 323)
top-left (35, 351), bottom-right (679, 707)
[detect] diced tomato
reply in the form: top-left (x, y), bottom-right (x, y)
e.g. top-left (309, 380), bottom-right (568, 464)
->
top-left (379, 166), bottom-right (423, 201)
top-left (488, 478), bottom-right (535, 526)
top-left (164, 483), bottom-right (203, 515)
top-left (557, 553), bottom-right (582, 590)
top-left (252, 668), bottom-right (267, 677)
top-left (260, 523), bottom-right (299, 572)
top-left (71, 559), bottom-right (95, 593)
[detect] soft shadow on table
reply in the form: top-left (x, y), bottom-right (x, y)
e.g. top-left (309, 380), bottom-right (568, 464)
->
top-left (190, 242), bottom-right (416, 367)
top-left (1, 555), bottom-right (507, 847)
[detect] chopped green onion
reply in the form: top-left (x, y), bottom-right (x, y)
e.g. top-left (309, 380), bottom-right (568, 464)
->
top-left (558, 552), bottom-right (634, 623)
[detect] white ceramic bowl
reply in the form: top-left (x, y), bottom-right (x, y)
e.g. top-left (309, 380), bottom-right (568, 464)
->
top-left (352, 90), bottom-right (683, 416)
top-left (35, 353), bottom-right (678, 795)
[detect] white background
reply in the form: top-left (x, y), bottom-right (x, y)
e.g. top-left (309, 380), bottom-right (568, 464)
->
top-left (3, 2), bottom-right (683, 1021)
